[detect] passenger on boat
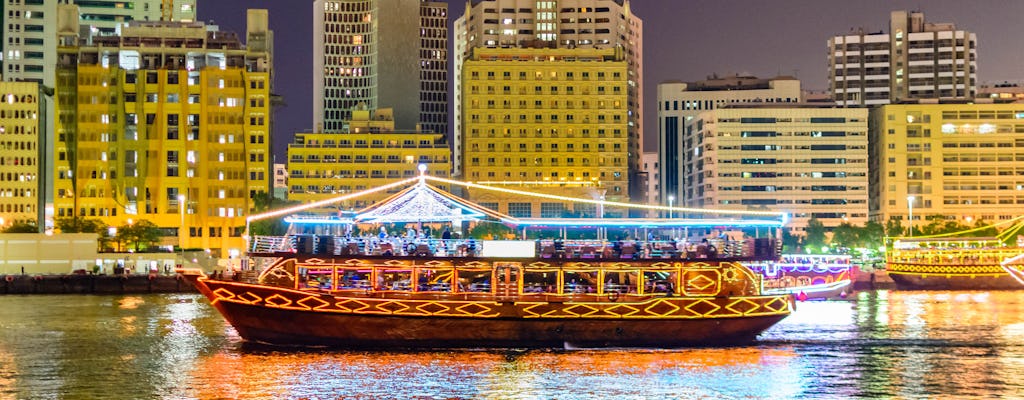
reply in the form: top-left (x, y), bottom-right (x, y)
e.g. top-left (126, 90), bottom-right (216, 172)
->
top-left (442, 228), bottom-right (452, 240)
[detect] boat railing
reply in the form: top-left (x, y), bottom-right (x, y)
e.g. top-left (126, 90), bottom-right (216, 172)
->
top-left (888, 248), bottom-right (1024, 265)
top-left (249, 235), bottom-right (781, 261)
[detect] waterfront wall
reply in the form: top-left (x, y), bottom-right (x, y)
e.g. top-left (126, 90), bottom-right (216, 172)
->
top-left (0, 233), bottom-right (100, 275)
top-left (0, 274), bottom-right (198, 295)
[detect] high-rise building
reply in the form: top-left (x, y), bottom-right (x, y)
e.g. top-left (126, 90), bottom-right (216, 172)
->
top-left (454, 0), bottom-right (643, 201)
top-left (2, 0), bottom-right (197, 231)
top-left (313, 0), bottom-right (448, 136)
top-left (869, 101), bottom-right (1024, 228)
top-left (288, 106), bottom-right (450, 208)
top-left (658, 75), bottom-right (802, 206)
top-left (54, 7), bottom-right (272, 257)
top-left (273, 163), bottom-right (288, 201)
top-left (683, 105), bottom-right (869, 234)
top-left (0, 81), bottom-right (43, 229)
top-left (460, 47), bottom-right (629, 216)
top-left (641, 151), bottom-right (658, 206)
top-left (828, 10), bottom-right (976, 107)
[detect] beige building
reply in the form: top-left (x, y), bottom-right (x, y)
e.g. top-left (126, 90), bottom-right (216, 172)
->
top-left (869, 101), bottom-right (1024, 228)
top-left (288, 107), bottom-right (450, 209)
top-left (829, 10), bottom-right (976, 107)
top-left (658, 75), bottom-right (802, 205)
top-left (0, 81), bottom-right (42, 229)
top-left (460, 47), bottom-right (629, 217)
top-left (684, 105), bottom-right (869, 233)
top-left (454, 0), bottom-right (643, 200)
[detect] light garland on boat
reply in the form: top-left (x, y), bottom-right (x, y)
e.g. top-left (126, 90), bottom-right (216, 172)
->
top-left (355, 184), bottom-right (486, 223)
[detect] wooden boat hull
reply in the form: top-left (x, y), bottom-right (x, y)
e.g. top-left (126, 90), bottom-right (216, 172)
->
top-left (888, 271), bottom-right (1023, 290)
top-left (189, 276), bottom-right (791, 348)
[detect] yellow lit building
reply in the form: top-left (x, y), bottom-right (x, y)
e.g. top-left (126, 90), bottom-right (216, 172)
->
top-left (288, 107), bottom-right (450, 209)
top-left (870, 101), bottom-right (1024, 227)
top-left (54, 7), bottom-right (273, 257)
top-left (0, 81), bottom-right (42, 229)
top-left (460, 47), bottom-right (629, 217)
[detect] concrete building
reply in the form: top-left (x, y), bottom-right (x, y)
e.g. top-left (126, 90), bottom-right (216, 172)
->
top-left (460, 47), bottom-right (629, 217)
top-left (454, 0), bottom-right (643, 201)
top-left (869, 101), bottom-right (1024, 229)
top-left (287, 106), bottom-right (450, 208)
top-left (658, 75), bottom-right (802, 206)
top-left (0, 81), bottom-right (43, 229)
top-left (54, 7), bottom-right (273, 257)
top-left (273, 163), bottom-right (288, 200)
top-left (313, 0), bottom-right (448, 136)
top-left (683, 105), bottom-right (869, 234)
top-left (641, 151), bottom-right (658, 205)
top-left (978, 82), bottom-right (1024, 103)
top-left (828, 10), bottom-right (976, 107)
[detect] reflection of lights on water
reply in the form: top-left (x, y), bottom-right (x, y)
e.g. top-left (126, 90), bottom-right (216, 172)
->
top-left (118, 296), bottom-right (144, 309)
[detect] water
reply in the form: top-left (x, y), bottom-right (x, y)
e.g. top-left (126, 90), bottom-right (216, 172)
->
top-left (1, 291), bottom-right (1023, 399)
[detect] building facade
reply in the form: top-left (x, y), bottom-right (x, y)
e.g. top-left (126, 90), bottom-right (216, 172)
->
top-left (683, 105), bottom-right (869, 233)
top-left (869, 102), bottom-right (1024, 228)
top-left (658, 75), bottom-right (802, 207)
top-left (288, 107), bottom-right (450, 208)
top-left (0, 81), bottom-right (42, 228)
top-left (312, 0), bottom-right (448, 135)
top-left (273, 163), bottom-right (288, 200)
top-left (460, 47), bottom-right (628, 217)
top-left (454, 0), bottom-right (642, 200)
top-left (828, 10), bottom-right (976, 107)
top-left (641, 151), bottom-right (658, 205)
top-left (54, 8), bottom-right (272, 256)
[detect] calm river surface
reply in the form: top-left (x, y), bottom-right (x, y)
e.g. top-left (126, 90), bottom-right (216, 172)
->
top-left (1, 290), bottom-right (1023, 399)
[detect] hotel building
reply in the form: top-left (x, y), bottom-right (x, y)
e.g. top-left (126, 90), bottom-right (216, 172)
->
top-left (288, 107), bottom-right (450, 208)
top-left (313, 0), bottom-right (448, 135)
top-left (454, 0), bottom-right (643, 200)
top-left (460, 47), bottom-right (628, 217)
top-left (682, 105), bottom-right (869, 233)
top-left (54, 7), bottom-right (272, 256)
top-left (828, 10), bottom-right (976, 107)
top-left (0, 81), bottom-right (42, 229)
top-left (869, 101), bottom-right (1024, 227)
top-left (658, 75), bottom-right (802, 206)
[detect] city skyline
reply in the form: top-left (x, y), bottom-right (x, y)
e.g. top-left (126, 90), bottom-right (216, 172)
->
top-left (199, 0), bottom-right (1024, 157)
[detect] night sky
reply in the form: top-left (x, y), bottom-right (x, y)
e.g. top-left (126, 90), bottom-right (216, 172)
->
top-left (199, 0), bottom-right (1024, 159)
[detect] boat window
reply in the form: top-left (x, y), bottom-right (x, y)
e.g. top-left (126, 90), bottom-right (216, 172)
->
top-left (336, 268), bottom-right (371, 290)
top-left (378, 268), bottom-right (412, 291)
top-left (563, 270), bottom-right (599, 294)
top-left (416, 267), bottom-right (454, 293)
top-left (642, 270), bottom-right (678, 295)
top-left (298, 266), bottom-right (333, 290)
top-left (457, 268), bottom-right (492, 292)
top-left (522, 268), bottom-right (559, 294)
top-left (602, 270), bottom-right (638, 294)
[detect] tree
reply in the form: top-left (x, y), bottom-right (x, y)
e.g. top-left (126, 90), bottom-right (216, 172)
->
top-left (1, 220), bottom-right (38, 233)
top-left (860, 220), bottom-right (885, 250)
top-left (116, 220), bottom-right (161, 251)
top-left (830, 222), bottom-right (858, 250)
top-left (884, 218), bottom-right (905, 239)
top-left (56, 217), bottom-right (105, 234)
top-left (248, 192), bottom-right (300, 237)
top-left (469, 222), bottom-right (514, 240)
top-left (803, 218), bottom-right (828, 254)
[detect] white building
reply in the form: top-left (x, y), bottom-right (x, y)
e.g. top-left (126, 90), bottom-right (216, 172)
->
top-left (273, 163), bottom-right (288, 200)
top-left (657, 75), bottom-right (802, 206)
top-left (454, 0), bottom-right (643, 199)
top-left (682, 105), bottom-right (869, 234)
top-left (642, 152), bottom-right (659, 206)
top-left (828, 10), bottom-right (976, 107)
top-left (312, 0), bottom-right (448, 135)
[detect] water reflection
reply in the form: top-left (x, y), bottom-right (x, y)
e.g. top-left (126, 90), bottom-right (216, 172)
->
top-left (0, 291), bottom-right (1023, 399)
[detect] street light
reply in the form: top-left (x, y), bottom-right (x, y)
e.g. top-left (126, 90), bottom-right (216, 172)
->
top-left (907, 195), bottom-right (915, 237)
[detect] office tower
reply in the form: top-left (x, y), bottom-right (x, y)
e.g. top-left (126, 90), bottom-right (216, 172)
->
top-left (313, 0), bottom-right (448, 136)
top-left (870, 101), bottom-right (1024, 227)
top-left (454, 0), bottom-right (643, 202)
top-left (461, 47), bottom-right (629, 216)
top-left (288, 106), bottom-right (450, 207)
top-left (658, 75), bottom-right (802, 206)
top-left (54, 7), bottom-right (272, 257)
top-left (829, 10), bottom-right (976, 107)
top-left (683, 105), bottom-right (869, 233)
top-left (0, 81), bottom-right (43, 229)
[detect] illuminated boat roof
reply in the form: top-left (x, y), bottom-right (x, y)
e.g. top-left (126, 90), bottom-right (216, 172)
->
top-left (248, 170), bottom-right (789, 229)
